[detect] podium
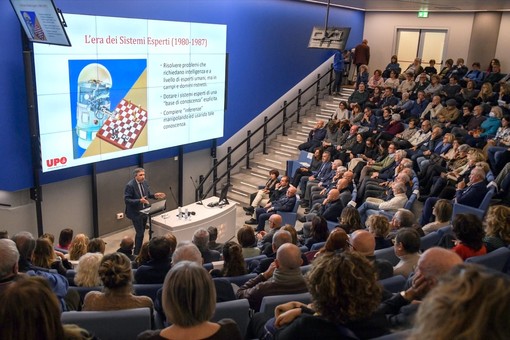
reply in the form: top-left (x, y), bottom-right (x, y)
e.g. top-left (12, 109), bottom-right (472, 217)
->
top-left (139, 199), bottom-right (167, 240)
top-left (151, 196), bottom-right (238, 243)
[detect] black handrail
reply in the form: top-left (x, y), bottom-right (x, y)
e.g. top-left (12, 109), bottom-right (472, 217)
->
top-left (195, 65), bottom-right (335, 201)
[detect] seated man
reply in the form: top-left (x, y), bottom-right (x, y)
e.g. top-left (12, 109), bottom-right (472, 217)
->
top-left (236, 243), bottom-right (308, 311)
top-left (116, 236), bottom-right (135, 261)
top-left (298, 120), bottom-right (326, 152)
top-left (377, 247), bottom-right (462, 330)
top-left (192, 228), bottom-right (220, 263)
top-left (299, 189), bottom-right (344, 238)
top-left (207, 226), bottom-right (224, 252)
top-left (301, 159), bottom-right (341, 207)
top-left (358, 182), bottom-right (408, 226)
top-left (247, 186), bottom-right (297, 232)
top-left (419, 166), bottom-right (488, 226)
top-left (256, 214), bottom-right (283, 256)
top-left (350, 230), bottom-right (393, 280)
top-left (134, 236), bottom-right (172, 284)
top-left (298, 151), bottom-right (332, 198)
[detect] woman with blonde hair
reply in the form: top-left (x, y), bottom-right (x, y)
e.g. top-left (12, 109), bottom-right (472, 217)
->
top-left (138, 261), bottom-right (242, 339)
top-left (483, 205), bottom-right (510, 252)
top-left (67, 233), bottom-right (89, 262)
top-left (74, 252), bottom-right (103, 287)
top-left (83, 252), bottom-right (153, 311)
top-left (410, 264), bottom-right (510, 340)
top-left (366, 215), bottom-right (392, 250)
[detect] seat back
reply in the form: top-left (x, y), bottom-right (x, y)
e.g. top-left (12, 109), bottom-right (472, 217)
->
top-left (420, 232), bottom-right (442, 251)
top-left (326, 220), bottom-right (339, 232)
top-left (465, 247), bottom-right (510, 272)
top-left (224, 273), bottom-right (257, 286)
top-left (66, 269), bottom-right (76, 286)
top-left (61, 307), bottom-right (152, 340)
top-left (133, 283), bottom-right (163, 302)
top-left (479, 186), bottom-right (496, 211)
top-left (379, 275), bottom-right (406, 293)
top-left (310, 241), bottom-right (326, 251)
top-left (374, 246), bottom-right (399, 266)
top-left (259, 292), bottom-right (312, 318)
top-left (211, 299), bottom-right (251, 339)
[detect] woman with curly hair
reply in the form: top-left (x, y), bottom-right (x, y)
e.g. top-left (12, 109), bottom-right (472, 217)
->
top-left (483, 205), bottom-right (510, 252)
top-left (409, 264), bottom-right (510, 340)
top-left (366, 215), bottom-right (392, 250)
top-left (452, 213), bottom-right (486, 260)
top-left (67, 233), bottom-right (89, 262)
top-left (82, 252), bottom-right (153, 311)
top-left (211, 241), bottom-right (247, 278)
top-left (271, 252), bottom-right (389, 339)
top-left (74, 252), bottom-right (103, 287)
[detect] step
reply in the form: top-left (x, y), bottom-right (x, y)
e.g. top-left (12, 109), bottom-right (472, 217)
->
top-left (228, 191), bottom-right (250, 205)
top-left (266, 145), bottom-right (300, 159)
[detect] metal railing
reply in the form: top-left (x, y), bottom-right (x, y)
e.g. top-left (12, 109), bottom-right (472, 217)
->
top-left (195, 65), bottom-right (335, 201)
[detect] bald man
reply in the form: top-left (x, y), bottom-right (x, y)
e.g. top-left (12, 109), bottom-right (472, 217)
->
top-left (251, 186), bottom-right (297, 232)
top-left (350, 230), bottom-right (393, 279)
top-left (257, 214), bottom-right (283, 256)
top-left (116, 236), bottom-right (135, 260)
top-left (378, 247), bottom-right (463, 329)
top-left (237, 243), bottom-right (308, 311)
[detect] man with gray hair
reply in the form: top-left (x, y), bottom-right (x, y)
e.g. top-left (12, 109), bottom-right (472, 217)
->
top-left (0, 239), bottom-right (20, 294)
top-left (237, 243), bottom-right (308, 311)
top-left (358, 181), bottom-right (408, 226)
top-left (192, 228), bottom-right (220, 263)
top-left (378, 247), bottom-right (463, 329)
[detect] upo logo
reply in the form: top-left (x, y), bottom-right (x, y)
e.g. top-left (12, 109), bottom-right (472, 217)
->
top-left (46, 157), bottom-right (67, 168)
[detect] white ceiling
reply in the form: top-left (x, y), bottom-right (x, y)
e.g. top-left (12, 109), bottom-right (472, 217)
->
top-left (300, 0), bottom-right (510, 12)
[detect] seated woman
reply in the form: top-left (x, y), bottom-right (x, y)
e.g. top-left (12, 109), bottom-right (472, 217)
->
top-left (74, 252), bottom-right (103, 287)
top-left (66, 233), bottom-right (89, 264)
top-left (243, 169), bottom-right (280, 214)
top-left (366, 86), bottom-right (382, 108)
top-left (302, 216), bottom-right (330, 250)
top-left (338, 206), bottom-right (363, 234)
top-left (451, 213), bottom-right (487, 260)
top-left (366, 215), bottom-right (393, 250)
top-left (383, 70), bottom-right (400, 92)
top-left (138, 261), bottom-right (242, 340)
top-left (465, 105), bottom-right (502, 148)
top-left (0, 276), bottom-right (92, 339)
top-left (393, 228), bottom-right (421, 278)
top-left (83, 252), bottom-right (153, 311)
top-left (32, 238), bottom-right (72, 275)
top-left (355, 65), bottom-right (369, 90)
top-left (331, 100), bottom-right (351, 123)
top-left (483, 205), bottom-right (510, 252)
top-left (236, 225), bottom-right (261, 259)
top-left (486, 114), bottom-right (510, 174)
top-left (211, 241), bottom-right (247, 278)
top-left (270, 252), bottom-right (389, 339)
top-left (475, 82), bottom-right (497, 106)
top-left (422, 199), bottom-right (452, 235)
top-left (367, 70), bottom-right (385, 91)
top-left (382, 55), bottom-right (400, 79)
top-left (409, 264), bottom-right (510, 340)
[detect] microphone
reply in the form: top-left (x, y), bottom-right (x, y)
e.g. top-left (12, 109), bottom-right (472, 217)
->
top-left (168, 186), bottom-right (179, 207)
top-left (190, 176), bottom-right (204, 205)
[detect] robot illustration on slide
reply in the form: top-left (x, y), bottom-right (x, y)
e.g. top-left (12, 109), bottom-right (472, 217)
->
top-left (75, 63), bottom-right (147, 153)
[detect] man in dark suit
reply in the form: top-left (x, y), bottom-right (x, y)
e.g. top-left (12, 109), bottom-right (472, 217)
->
top-left (299, 189), bottom-right (344, 238)
top-left (134, 236), bottom-right (172, 284)
top-left (419, 166), bottom-right (488, 225)
top-left (247, 186), bottom-right (297, 232)
top-left (124, 168), bottom-right (166, 255)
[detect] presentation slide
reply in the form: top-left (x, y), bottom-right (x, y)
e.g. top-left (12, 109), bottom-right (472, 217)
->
top-left (33, 14), bottom-right (227, 172)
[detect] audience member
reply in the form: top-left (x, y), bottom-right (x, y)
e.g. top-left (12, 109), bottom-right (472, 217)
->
top-left (237, 225), bottom-right (260, 258)
top-left (192, 228), bottom-right (220, 263)
top-left (338, 206), bottom-right (363, 233)
top-left (378, 247), bottom-right (462, 330)
top-left (57, 228), bottom-right (73, 250)
top-left (302, 216), bottom-right (330, 250)
top-left (451, 213), bottom-right (487, 260)
top-left (116, 235), bottom-right (135, 260)
top-left (256, 214), bottom-right (283, 256)
top-left (483, 205), bottom-right (510, 252)
top-left (138, 261), bottom-right (242, 340)
top-left (409, 264), bottom-right (510, 340)
top-left (236, 243), bottom-right (308, 311)
top-left (67, 233), bottom-right (89, 262)
top-left (87, 238), bottom-right (106, 254)
top-left (32, 238), bottom-right (71, 275)
top-left (422, 199), bottom-right (452, 234)
top-left (133, 241), bottom-right (150, 269)
top-left (83, 252), bottom-right (153, 311)
top-left (211, 241), bottom-right (247, 278)
top-left (393, 228), bottom-right (421, 277)
top-left (207, 226), bottom-right (224, 252)
top-left (269, 252), bottom-right (389, 339)
top-left (249, 186), bottom-right (297, 232)
top-left (74, 252), bottom-right (103, 287)
top-left (0, 238), bottom-right (20, 294)
top-left (350, 230), bottom-right (393, 279)
top-left (135, 236), bottom-right (172, 284)
top-left (243, 169), bottom-right (280, 215)
top-left (366, 215), bottom-right (392, 250)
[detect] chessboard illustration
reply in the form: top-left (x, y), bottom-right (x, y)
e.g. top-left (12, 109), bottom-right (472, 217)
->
top-left (96, 99), bottom-right (148, 150)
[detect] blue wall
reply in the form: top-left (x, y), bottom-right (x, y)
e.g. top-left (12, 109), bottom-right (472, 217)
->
top-left (0, 0), bottom-right (364, 190)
